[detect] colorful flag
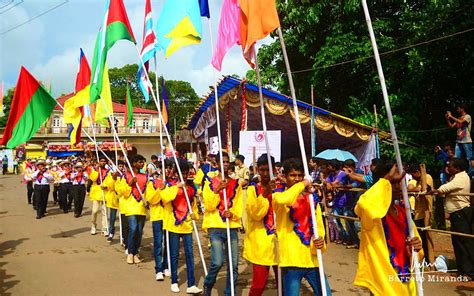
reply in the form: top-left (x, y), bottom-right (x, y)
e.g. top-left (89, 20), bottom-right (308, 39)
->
top-left (137, 0), bottom-right (157, 103)
top-left (0, 80), bottom-right (4, 117)
top-left (156, 0), bottom-right (202, 58)
top-left (0, 67), bottom-right (57, 148)
top-left (238, 0), bottom-right (280, 67)
top-left (161, 78), bottom-right (169, 127)
top-left (82, 104), bottom-right (93, 127)
top-left (64, 49), bottom-right (90, 146)
top-left (88, 0), bottom-right (136, 105)
top-left (94, 65), bottom-right (113, 126)
top-left (211, 0), bottom-right (241, 71)
top-left (124, 83), bottom-right (133, 127)
top-left (198, 0), bottom-right (210, 18)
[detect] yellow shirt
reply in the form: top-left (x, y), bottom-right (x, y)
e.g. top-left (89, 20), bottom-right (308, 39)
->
top-left (354, 178), bottom-right (424, 296)
top-left (145, 179), bottom-right (165, 222)
top-left (408, 175), bottom-right (434, 220)
top-left (243, 183), bottom-right (277, 266)
top-left (88, 167), bottom-right (110, 202)
top-left (115, 175), bottom-right (128, 215)
top-left (272, 182), bottom-right (326, 268)
top-left (115, 172), bottom-right (147, 217)
top-left (103, 174), bottom-right (119, 209)
top-left (162, 183), bottom-right (199, 234)
top-left (202, 176), bottom-right (243, 231)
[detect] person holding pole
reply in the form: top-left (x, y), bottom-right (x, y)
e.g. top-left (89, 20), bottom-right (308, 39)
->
top-left (272, 158), bottom-right (330, 296)
top-left (114, 160), bottom-right (129, 250)
top-left (116, 154), bottom-right (148, 264)
top-left (243, 153), bottom-right (279, 296)
top-left (160, 159), bottom-right (202, 294)
top-left (354, 159), bottom-right (423, 295)
top-left (202, 151), bottom-right (243, 296)
top-left (103, 162), bottom-right (119, 243)
top-left (87, 156), bottom-right (109, 236)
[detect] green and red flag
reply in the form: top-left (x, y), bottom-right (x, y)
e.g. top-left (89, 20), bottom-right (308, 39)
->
top-left (124, 82), bottom-right (133, 127)
top-left (82, 0), bottom-right (136, 107)
top-left (0, 67), bottom-right (56, 148)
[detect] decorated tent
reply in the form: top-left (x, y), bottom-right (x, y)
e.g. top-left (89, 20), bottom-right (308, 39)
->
top-left (186, 76), bottom-right (389, 163)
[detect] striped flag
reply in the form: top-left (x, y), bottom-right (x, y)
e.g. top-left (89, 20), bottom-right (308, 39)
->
top-left (137, 0), bottom-right (157, 103)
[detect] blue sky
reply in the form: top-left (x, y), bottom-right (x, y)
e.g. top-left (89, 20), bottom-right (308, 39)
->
top-left (0, 0), bottom-right (271, 98)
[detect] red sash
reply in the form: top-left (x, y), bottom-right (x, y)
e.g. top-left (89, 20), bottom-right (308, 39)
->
top-left (210, 177), bottom-right (239, 222)
top-left (289, 192), bottom-right (319, 246)
top-left (126, 172), bottom-right (147, 202)
top-left (172, 185), bottom-right (196, 225)
top-left (75, 172), bottom-right (84, 184)
top-left (382, 204), bottom-right (410, 282)
top-left (251, 183), bottom-right (275, 235)
top-left (37, 171), bottom-right (43, 183)
top-left (95, 167), bottom-right (109, 185)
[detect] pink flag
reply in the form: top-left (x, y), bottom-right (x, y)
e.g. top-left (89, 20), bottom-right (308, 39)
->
top-left (211, 0), bottom-right (241, 71)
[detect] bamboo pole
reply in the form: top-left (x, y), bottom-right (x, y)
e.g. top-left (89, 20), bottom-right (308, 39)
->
top-left (361, 1), bottom-right (423, 294)
top-left (277, 27), bottom-right (327, 296)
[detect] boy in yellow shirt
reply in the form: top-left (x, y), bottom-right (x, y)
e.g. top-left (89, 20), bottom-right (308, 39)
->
top-left (114, 160), bottom-right (128, 250)
top-left (202, 152), bottom-right (243, 296)
top-left (116, 154), bottom-right (148, 264)
top-left (87, 156), bottom-right (109, 236)
top-left (102, 162), bottom-right (119, 243)
top-left (161, 159), bottom-right (202, 294)
top-left (243, 153), bottom-right (279, 296)
top-left (354, 160), bottom-right (423, 296)
top-left (272, 158), bottom-right (330, 296)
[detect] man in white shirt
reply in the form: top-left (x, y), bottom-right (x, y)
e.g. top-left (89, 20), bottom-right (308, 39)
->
top-left (147, 154), bottom-right (160, 178)
top-left (433, 158), bottom-right (473, 279)
top-left (58, 160), bottom-right (73, 213)
top-left (31, 160), bottom-right (54, 219)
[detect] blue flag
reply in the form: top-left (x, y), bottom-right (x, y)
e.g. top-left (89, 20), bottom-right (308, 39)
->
top-left (198, 0), bottom-right (210, 18)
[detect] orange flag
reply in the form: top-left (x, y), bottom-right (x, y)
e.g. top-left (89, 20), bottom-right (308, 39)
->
top-left (238, 0), bottom-right (280, 67)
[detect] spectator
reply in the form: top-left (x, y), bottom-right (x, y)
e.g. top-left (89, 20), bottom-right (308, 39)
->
top-left (326, 160), bottom-right (348, 245)
top-left (309, 157), bottom-right (322, 183)
top-left (147, 155), bottom-right (160, 178)
top-left (407, 164), bottom-right (434, 263)
top-left (2, 155), bottom-right (8, 175)
top-left (344, 158), bottom-right (379, 189)
top-left (432, 158), bottom-right (474, 280)
top-left (234, 154), bottom-right (250, 187)
top-left (13, 158), bottom-right (19, 175)
top-left (446, 104), bottom-right (472, 174)
top-left (435, 143), bottom-right (455, 184)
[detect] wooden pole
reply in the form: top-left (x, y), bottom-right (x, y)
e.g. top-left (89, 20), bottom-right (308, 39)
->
top-left (311, 84), bottom-right (316, 157)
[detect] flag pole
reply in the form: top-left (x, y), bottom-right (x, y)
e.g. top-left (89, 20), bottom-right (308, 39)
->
top-left (277, 27), bottom-right (328, 296)
top-left (134, 45), bottom-right (208, 276)
top-left (311, 84), bottom-right (316, 157)
top-left (153, 56), bottom-right (171, 273)
top-left (361, 1), bottom-right (423, 294)
top-left (253, 49), bottom-right (282, 296)
top-left (207, 17), bottom-right (235, 296)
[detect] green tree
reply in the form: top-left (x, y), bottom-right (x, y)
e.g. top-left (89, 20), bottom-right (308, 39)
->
top-left (0, 88), bottom-right (14, 127)
top-left (248, 0), bottom-right (474, 168)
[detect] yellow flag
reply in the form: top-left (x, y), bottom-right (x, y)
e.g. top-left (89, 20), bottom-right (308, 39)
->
top-left (94, 65), bottom-right (113, 126)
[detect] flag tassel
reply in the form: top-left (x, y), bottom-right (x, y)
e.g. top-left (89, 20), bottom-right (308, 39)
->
top-left (277, 27), bottom-right (328, 296)
top-left (361, 1), bottom-right (423, 294)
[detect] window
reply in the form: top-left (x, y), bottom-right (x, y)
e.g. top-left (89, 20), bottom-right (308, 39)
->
top-left (52, 116), bottom-right (60, 127)
top-left (131, 119), bottom-right (136, 129)
top-left (52, 116), bottom-right (60, 133)
top-left (143, 118), bottom-right (149, 130)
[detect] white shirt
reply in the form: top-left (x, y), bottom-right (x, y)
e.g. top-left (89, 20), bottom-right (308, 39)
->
top-left (71, 171), bottom-right (89, 185)
top-left (438, 171), bottom-right (471, 213)
top-left (31, 170), bottom-right (53, 185)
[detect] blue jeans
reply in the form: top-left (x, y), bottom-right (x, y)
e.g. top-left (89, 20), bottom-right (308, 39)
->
top-left (170, 232), bottom-right (195, 287)
top-left (333, 207), bottom-right (347, 241)
top-left (282, 267), bottom-right (331, 296)
top-left (127, 215), bottom-right (145, 255)
top-left (344, 208), bottom-right (359, 246)
top-left (204, 228), bottom-right (239, 296)
top-left (455, 142), bottom-right (473, 174)
top-left (109, 208), bottom-right (117, 236)
top-left (152, 220), bottom-right (167, 273)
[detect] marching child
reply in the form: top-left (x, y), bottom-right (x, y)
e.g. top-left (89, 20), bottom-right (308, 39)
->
top-left (87, 156), bottom-right (109, 236)
top-left (71, 162), bottom-right (88, 218)
top-left (202, 152), bottom-right (243, 296)
top-left (103, 162), bottom-right (120, 243)
top-left (243, 154), bottom-right (279, 296)
top-left (116, 154), bottom-right (148, 264)
top-left (161, 159), bottom-right (202, 294)
top-left (31, 159), bottom-right (54, 219)
top-left (272, 158), bottom-right (331, 296)
top-left (354, 160), bottom-right (423, 296)
top-left (114, 160), bottom-right (128, 249)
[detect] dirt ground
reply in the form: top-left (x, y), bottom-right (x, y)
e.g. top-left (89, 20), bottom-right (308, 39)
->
top-left (1, 174), bottom-right (473, 296)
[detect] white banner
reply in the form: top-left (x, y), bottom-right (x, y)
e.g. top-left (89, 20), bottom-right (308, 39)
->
top-left (239, 131), bottom-right (281, 167)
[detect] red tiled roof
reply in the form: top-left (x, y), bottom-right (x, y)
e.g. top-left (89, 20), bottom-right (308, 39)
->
top-left (54, 94), bottom-right (158, 114)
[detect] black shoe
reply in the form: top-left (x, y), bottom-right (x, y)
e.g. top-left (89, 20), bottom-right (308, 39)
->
top-left (64, 210), bottom-right (68, 213)
top-left (202, 285), bottom-right (212, 296)
top-left (74, 213), bottom-right (80, 218)
top-left (107, 236), bottom-right (113, 243)
top-left (28, 201), bottom-right (32, 204)
top-left (36, 215), bottom-right (42, 219)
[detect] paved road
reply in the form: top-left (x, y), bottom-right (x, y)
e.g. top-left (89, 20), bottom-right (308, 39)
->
top-left (1, 174), bottom-right (473, 295)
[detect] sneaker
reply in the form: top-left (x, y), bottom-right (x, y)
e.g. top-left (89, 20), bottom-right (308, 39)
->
top-left (133, 255), bottom-right (142, 264)
top-left (186, 286), bottom-right (202, 294)
top-left (125, 249), bottom-right (129, 255)
top-left (171, 283), bottom-right (180, 293)
top-left (107, 235), bottom-right (113, 243)
top-left (90, 226), bottom-right (97, 235)
top-left (164, 269), bottom-right (171, 277)
top-left (103, 230), bottom-right (109, 237)
top-left (126, 254), bottom-right (134, 264)
top-left (155, 272), bottom-right (164, 281)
